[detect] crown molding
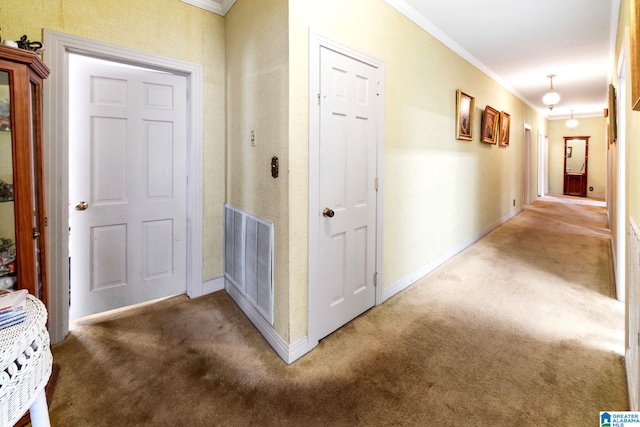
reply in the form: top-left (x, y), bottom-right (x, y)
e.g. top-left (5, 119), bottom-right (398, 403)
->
top-left (383, 0), bottom-right (548, 118)
top-left (179, 0), bottom-right (236, 16)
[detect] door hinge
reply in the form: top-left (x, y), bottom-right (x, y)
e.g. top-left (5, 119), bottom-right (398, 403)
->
top-left (638, 331), bottom-right (640, 345)
top-left (318, 93), bottom-right (321, 106)
top-left (44, 216), bottom-right (48, 227)
top-left (374, 177), bottom-right (379, 191)
top-left (377, 82), bottom-right (380, 96)
top-left (373, 272), bottom-right (378, 286)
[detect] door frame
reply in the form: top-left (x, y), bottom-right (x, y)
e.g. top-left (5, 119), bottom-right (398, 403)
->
top-left (308, 30), bottom-right (385, 349)
top-left (616, 45), bottom-right (627, 303)
top-left (523, 124), bottom-right (532, 204)
top-left (537, 130), bottom-right (546, 198)
top-left (43, 30), bottom-right (204, 344)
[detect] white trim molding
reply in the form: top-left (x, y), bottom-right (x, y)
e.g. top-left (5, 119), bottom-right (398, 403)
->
top-left (179, 0), bottom-right (236, 15)
top-left (382, 208), bottom-right (523, 303)
top-left (383, 0), bottom-right (542, 117)
top-left (225, 280), bottom-right (309, 364)
top-left (43, 30), bottom-right (204, 345)
top-left (202, 277), bottom-right (225, 295)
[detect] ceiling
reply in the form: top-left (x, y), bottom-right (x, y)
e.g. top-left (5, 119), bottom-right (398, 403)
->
top-left (198, 0), bottom-right (619, 120)
top-left (387, 0), bottom-right (621, 120)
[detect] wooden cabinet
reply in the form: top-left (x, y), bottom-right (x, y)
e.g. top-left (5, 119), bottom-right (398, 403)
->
top-left (564, 172), bottom-right (587, 197)
top-left (0, 45), bottom-right (49, 308)
top-left (563, 136), bottom-right (589, 197)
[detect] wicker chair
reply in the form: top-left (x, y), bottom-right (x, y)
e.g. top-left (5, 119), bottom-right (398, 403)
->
top-left (0, 295), bottom-right (52, 426)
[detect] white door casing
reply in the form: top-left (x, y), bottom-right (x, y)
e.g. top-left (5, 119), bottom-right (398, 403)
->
top-left (544, 136), bottom-right (549, 195)
top-left (43, 30), bottom-right (203, 344)
top-left (309, 32), bottom-right (385, 347)
top-left (524, 125), bottom-right (532, 205)
top-left (537, 130), bottom-right (545, 198)
top-left (68, 55), bottom-right (187, 319)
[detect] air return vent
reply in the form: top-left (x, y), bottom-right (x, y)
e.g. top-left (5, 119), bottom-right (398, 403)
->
top-left (224, 205), bottom-right (274, 325)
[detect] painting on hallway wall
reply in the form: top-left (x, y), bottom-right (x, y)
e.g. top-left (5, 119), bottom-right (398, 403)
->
top-left (499, 111), bottom-right (510, 147)
top-left (481, 105), bottom-right (499, 144)
top-left (456, 89), bottom-right (475, 141)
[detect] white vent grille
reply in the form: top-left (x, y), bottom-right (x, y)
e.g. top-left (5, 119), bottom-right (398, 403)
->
top-left (224, 208), bottom-right (244, 289)
top-left (628, 218), bottom-right (640, 410)
top-left (224, 205), bottom-right (274, 325)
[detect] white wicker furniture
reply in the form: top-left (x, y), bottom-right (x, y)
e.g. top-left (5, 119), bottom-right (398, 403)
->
top-left (0, 295), bottom-right (52, 426)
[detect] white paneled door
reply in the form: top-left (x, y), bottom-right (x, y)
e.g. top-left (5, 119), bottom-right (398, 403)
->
top-left (316, 46), bottom-right (378, 340)
top-left (68, 55), bottom-right (187, 320)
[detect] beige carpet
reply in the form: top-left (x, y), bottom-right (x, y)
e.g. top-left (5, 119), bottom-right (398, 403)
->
top-left (48, 198), bottom-right (628, 426)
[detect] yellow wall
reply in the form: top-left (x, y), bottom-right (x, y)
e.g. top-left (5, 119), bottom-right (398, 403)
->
top-left (548, 117), bottom-right (607, 198)
top-left (617, 0), bottom-right (639, 224)
top-left (3, 0), bottom-right (552, 346)
top-left (225, 0), bottom-right (290, 339)
top-left (0, 0), bottom-right (226, 282)
top-left (613, 0), bottom-right (635, 355)
top-left (288, 0), bottom-right (548, 342)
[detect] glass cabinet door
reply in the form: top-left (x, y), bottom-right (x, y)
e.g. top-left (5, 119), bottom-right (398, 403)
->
top-left (0, 47), bottom-right (49, 309)
top-left (0, 71), bottom-right (17, 291)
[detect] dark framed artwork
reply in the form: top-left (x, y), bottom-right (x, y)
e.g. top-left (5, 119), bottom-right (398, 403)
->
top-left (455, 90), bottom-right (475, 141)
top-left (609, 84), bottom-right (617, 143)
top-left (499, 111), bottom-right (510, 147)
top-left (567, 146), bottom-right (572, 158)
top-left (481, 106), bottom-right (500, 144)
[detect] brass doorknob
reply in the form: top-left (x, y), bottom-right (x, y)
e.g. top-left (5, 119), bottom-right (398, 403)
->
top-left (75, 201), bottom-right (88, 211)
top-left (323, 208), bottom-right (335, 218)
top-left (32, 228), bottom-right (40, 239)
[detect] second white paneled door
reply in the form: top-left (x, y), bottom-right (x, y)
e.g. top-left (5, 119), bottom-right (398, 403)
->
top-left (68, 54), bottom-right (187, 320)
top-left (316, 46), bottom-right (378, 340)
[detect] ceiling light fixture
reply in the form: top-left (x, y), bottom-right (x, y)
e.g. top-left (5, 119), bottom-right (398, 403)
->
top-left (566, 110), bottom-right (578, 129)
top-left (542, 74), bottom-right (560, 110)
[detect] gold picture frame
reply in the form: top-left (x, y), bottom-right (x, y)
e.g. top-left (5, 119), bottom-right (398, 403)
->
top-left (455, 90), bottom-right (475, 141)
top-left (609, 84), bottom-right (617, 143)
top-left (481, 106), bottom-right (499, 144)
top-left (499, 111), bottom-right (510, 147)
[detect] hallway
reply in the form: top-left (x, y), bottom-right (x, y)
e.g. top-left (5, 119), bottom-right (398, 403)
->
top-left (49, 198), bottom-right (628, 426)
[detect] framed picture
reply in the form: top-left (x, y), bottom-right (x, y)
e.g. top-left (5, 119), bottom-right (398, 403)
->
top-left (481, 106), bottom-right (499, 144)
top-left (567, 146), bottom-right (572, 158)
top-left (609, 84), bottom-right (617, 143)
top-left (499, 111), bottom-right (510, 147)
top-left (455, 90), bottom-right (475, 141)
top-left (632, 0), bottom-right (640, 110)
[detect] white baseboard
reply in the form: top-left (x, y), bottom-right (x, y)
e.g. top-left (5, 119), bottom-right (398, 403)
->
top-left (627, 348), bottom-right (639, 411)
top-left (381, 207), bottom-right (523, 303)
top-left (226, 207), bottom-right (522, 364)
top-left (225, 279), bottom-right (309, 364)
top-left (202, 276), bottom-right (225, 295)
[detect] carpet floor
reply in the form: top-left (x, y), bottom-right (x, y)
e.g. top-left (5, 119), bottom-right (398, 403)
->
top-left (48, 198), bottom-right (628, 426)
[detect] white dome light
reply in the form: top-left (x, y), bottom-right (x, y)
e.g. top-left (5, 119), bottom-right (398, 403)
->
top-left (566, 110), bottom-right (578, 129)
top-left (543, 74), bottom-right (560, 110)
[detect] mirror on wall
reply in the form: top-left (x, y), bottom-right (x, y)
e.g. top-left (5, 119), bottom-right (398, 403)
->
top-left (563, 136), bottom-right (589, 197)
